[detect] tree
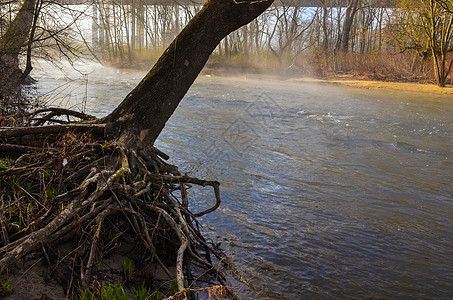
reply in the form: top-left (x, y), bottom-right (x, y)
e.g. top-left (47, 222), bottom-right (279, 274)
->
top-left (0, 0), bottom-right (38, 96)
top-left (422, 0), bottom-right (453, 86)
top-left (103, 0), bottom-right (273, 153)
top-left (391, 0), bottom-right (453, 86)
top-left (0, 0), bottom-right (95, 100)
top-left (0, 0), bottom-right (273, 297)
top-left (266, 2), bottom-right (315, 66)
top-left (339, 0), bottom-right (360, 51)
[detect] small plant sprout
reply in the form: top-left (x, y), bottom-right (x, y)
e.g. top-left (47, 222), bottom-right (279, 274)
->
top-left (150, 288), bottom-right (163, 300)
top-left (122, 257), bottom-right (134, 281)
top-left (99, 283), bottom-right (127, 300)
top-left (77, 288), bottom-right (94, 300)
top-left (133, 282), bottom-right (148, 300)
top-left (0, 157), bottom-right (11, 169)
top-left (1, 278), bottom-right (12, 296)
top-left (170, 279), bottom-right (179, 295)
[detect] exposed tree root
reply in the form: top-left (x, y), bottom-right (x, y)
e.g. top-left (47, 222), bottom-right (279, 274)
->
top-left (0, 117), bottom-right (231, 299)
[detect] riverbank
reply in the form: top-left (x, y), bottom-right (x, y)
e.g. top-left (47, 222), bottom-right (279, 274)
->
top-left (200, 64), bottom-right (453, 95)
top-left (106, 56), bottom-right (453, 95)
top-left (288, 76), bottom-right (453, 95)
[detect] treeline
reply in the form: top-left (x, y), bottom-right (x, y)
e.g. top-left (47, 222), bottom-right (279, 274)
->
top-left (1, 0), bottom-right (453, 86)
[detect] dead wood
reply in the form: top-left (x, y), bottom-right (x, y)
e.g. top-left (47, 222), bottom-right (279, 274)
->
top-left (0, 119), bottom-right (230, 299)
top-left (28, 107), bottom-right (96, 126)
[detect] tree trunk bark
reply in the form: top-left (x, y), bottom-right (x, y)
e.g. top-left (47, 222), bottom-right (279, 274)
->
top-left (0, 0), bottom-right (37, 96)
top-left (320, 2), bottom-right (329, 63)
top-left (340, 0), bottom-right (359, 52)
top-left (103, 0), bottom-right (273, 152)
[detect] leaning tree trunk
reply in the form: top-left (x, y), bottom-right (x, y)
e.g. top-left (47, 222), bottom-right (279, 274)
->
top-left (103, 0), bottom-right (273, 153)
top-left (0, 0), bottom-right (37, 97)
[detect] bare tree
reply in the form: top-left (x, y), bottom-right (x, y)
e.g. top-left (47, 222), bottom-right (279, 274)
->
top-left (0, 0), bottom-right (37, 96)
top-left (103, 0), bottom-right (273, 150)
top-left (339, 0), bottom-right (360, 51)
top-left (424, 0), bottom-right (453, 86)
top-left (390, 0), bottom-right (453, 86)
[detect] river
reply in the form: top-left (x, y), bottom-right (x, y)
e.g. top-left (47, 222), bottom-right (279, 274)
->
top-left (32, 61), bottom-right (453, 299)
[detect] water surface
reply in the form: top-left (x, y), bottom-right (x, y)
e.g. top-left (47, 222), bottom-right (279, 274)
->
top-left (33, 63), bottom-right (453, 299)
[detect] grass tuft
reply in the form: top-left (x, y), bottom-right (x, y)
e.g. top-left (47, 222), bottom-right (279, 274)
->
top-left (122, 257), bottom-right (134, 281)
top-left (0, 278), bottom-right (12, 296)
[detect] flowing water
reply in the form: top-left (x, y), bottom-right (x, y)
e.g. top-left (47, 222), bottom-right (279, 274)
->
top-left (32, 62), bottom-right (453, 299)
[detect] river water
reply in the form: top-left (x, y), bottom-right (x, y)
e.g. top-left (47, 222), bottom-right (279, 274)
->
top-left (32, 62), bottom-right (453, 299)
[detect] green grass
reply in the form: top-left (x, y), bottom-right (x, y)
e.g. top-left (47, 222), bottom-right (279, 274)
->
top-left (122, 257), bottom-right (134, 281)
top-left (170, 279), bottom-right (179, 295)
top-left (133, 282), bottom-right (148, 300)
top-left (44, 186), bottom-right (59, 202)
top-left (77, 288), bottom-right (94, 300)
top-left (0, 157), bottom-right (11, 169)
top-left (77, 282), bottom-right (152, 300)
top-left (99, 283), bottom-right (127, 300)
top-left (150, 288), bottom-right (163, 300)
top-left (1, 278), bottom-right (12, 296)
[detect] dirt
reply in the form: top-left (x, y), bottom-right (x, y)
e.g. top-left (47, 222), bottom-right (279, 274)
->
top-left (0, 239), bottom-right (176, 300)
top-left (1, 258), bottom-right (67, 300)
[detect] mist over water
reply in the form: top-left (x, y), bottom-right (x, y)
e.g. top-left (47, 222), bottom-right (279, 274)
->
top-left (32, 62), bottom-right (453, 299)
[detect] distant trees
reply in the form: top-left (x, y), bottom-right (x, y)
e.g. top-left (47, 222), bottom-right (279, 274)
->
top-left (103, 0), bottom-right (273, 149)
top-left (91, 0), bottom-right (200, 63)
top-left (265, 3), bottom-right (315, 66)
top-left (390, 0), bottom-right (453, 86)
top-left (1, 0), bottom-right (452, 87)
top-left (424, 0), bottom-right (453, 86)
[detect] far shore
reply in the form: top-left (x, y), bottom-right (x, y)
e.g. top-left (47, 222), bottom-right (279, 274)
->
top-left (200, 66), bottom-right (453, 95)
top-left (288, 77), bottom-right (453, 95)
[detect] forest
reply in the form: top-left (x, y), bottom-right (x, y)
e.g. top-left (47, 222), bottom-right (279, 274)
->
top-left (1, 0), bottom-right (453, 93)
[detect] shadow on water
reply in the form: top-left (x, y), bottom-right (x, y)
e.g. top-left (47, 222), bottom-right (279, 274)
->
top-left (33, 62), bottom-right (453, 299)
